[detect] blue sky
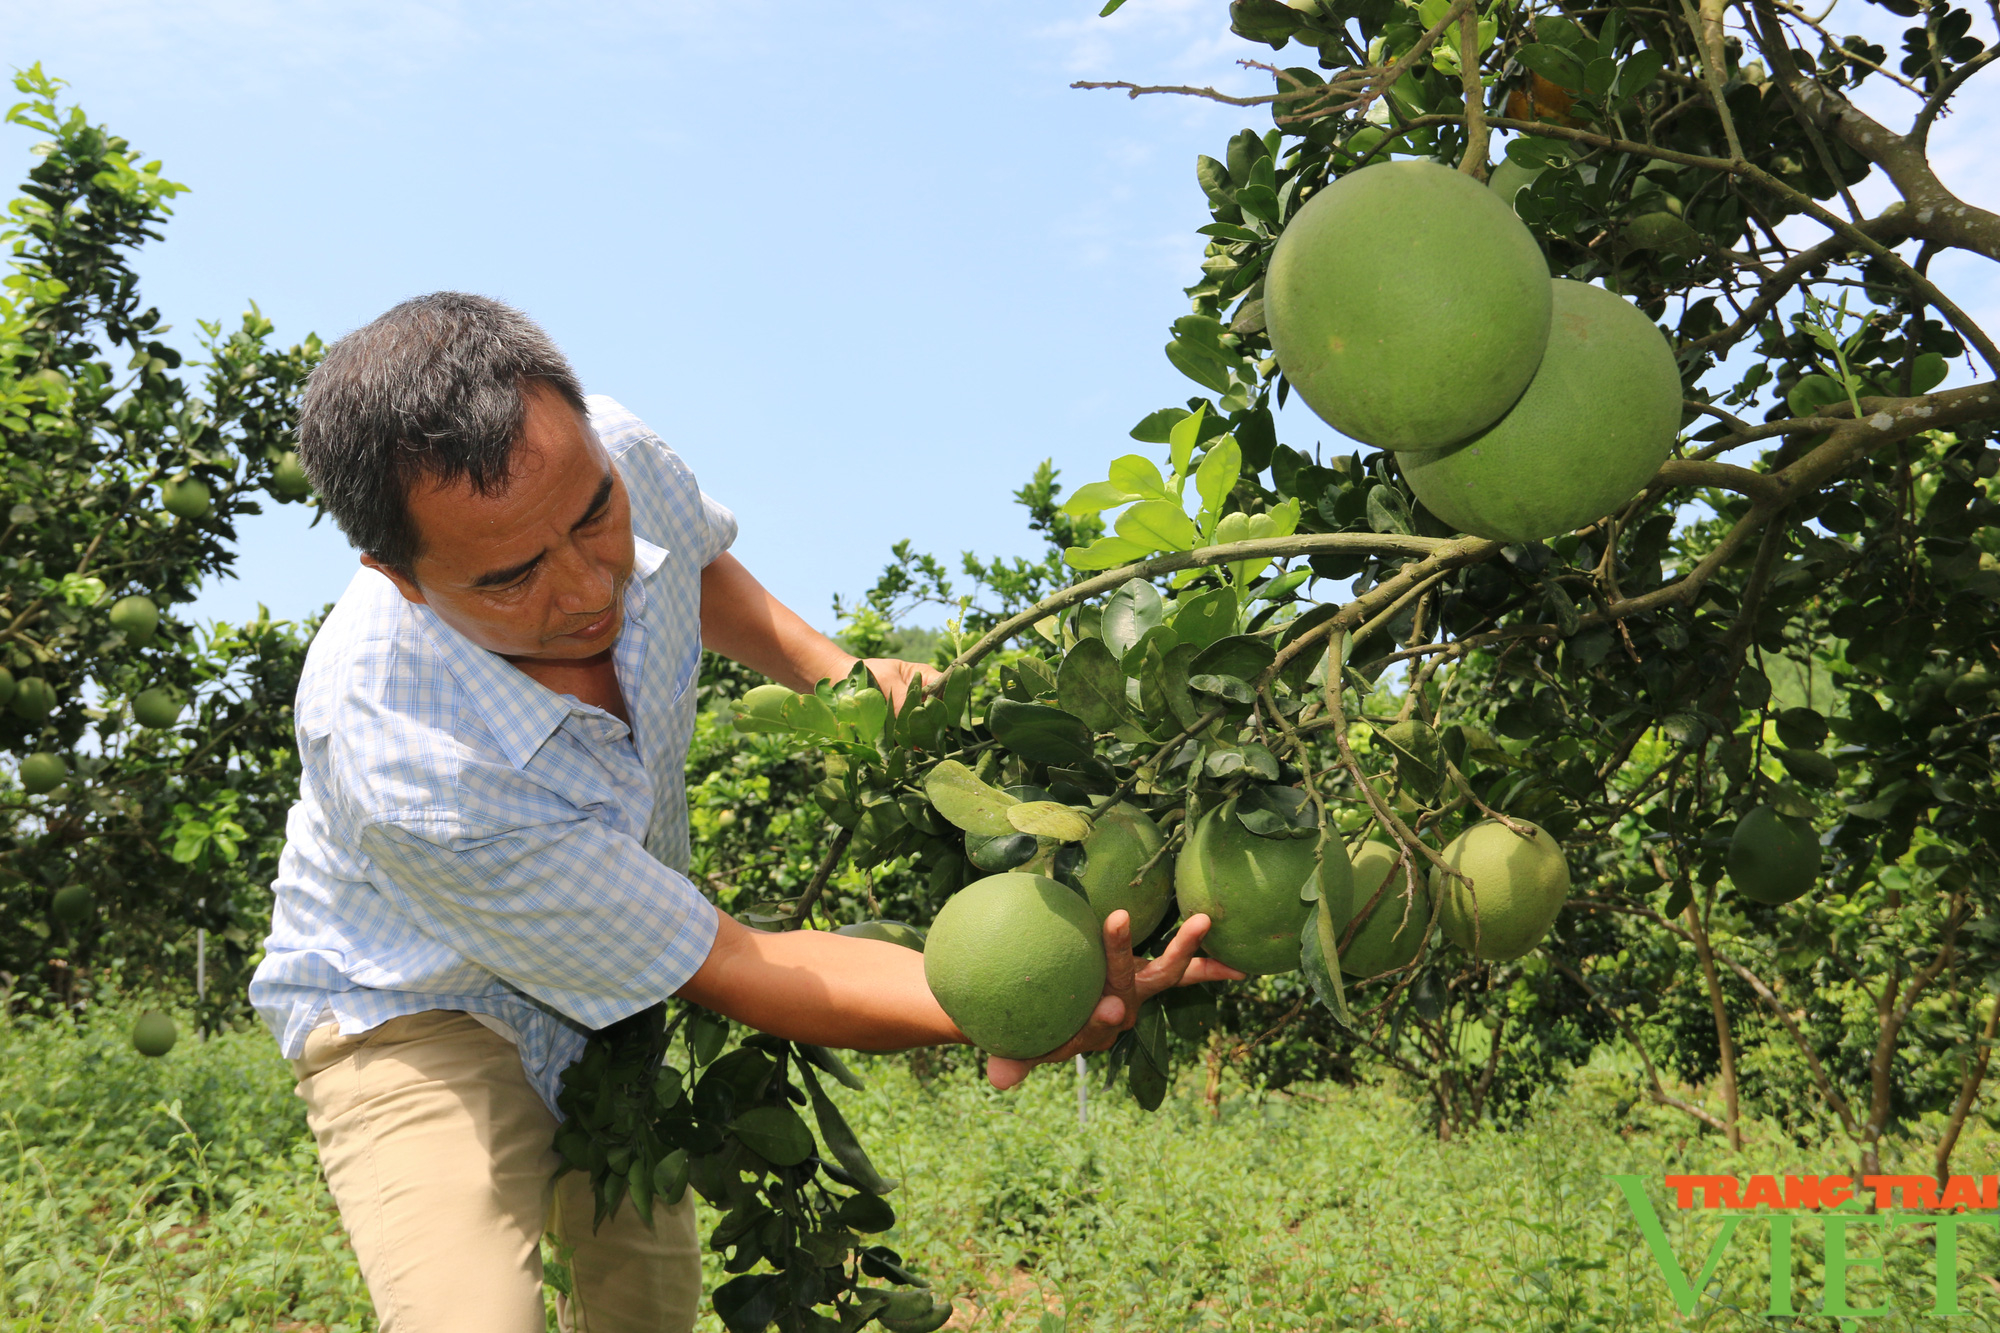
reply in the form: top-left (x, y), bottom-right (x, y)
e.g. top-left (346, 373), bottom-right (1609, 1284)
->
top-left (5, 1), bottom-right (1994, 634)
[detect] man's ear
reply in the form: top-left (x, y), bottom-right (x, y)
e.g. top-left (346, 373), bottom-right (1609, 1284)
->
top-left (360, 553), bottom-right (428, 606)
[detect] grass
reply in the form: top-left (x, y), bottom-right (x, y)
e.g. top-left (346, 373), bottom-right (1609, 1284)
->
top-left (2, 1002), bottom-right (1995, 1331)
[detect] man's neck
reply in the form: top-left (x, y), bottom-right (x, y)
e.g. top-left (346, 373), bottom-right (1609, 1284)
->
top-left (506, 646), bottom-right (631, 726)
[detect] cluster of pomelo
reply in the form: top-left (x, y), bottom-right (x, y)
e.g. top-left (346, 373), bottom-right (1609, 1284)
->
top-left (1264, 160), bottom-right (1684, 543)
top-left (911, 781), bottom-right (1574, 1062)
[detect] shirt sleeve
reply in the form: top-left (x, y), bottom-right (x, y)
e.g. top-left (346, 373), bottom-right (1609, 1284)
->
top-left (696, 491), bottom-right (738, 568)
top-left (356, 810), bottom-right (719, 1030)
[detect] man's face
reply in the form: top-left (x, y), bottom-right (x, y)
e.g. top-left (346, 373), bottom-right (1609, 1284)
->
top-left (364, 385), bottom-right (637, 662)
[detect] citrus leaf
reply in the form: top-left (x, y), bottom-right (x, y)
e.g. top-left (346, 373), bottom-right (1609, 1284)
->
top-left (987, 699), bottom-right (1096, 766)
top-left (1170, 586), bottom-right (1238, 651)
top-left (730, 1104), bottom-right (815, 1167)
top-left (1061, 480), bottom-right (1140, 517)
top-left (1064, 536), bottom-right (1151, 571)
top-left (1102, 578), bottom-right (1166, 659)
top-left (923, 760), bottom-right (1018, 837)
top-left (1057, 637), bottom-right (1134, 733)
top-left (1005, 801), bottom-right (1093, 842)
top-left (1116, 500), bottom-right (1199, 552)
top-left (1107, 453), bottom-right (1176, 502)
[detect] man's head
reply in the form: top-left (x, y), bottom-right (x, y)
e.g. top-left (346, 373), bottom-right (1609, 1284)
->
top-left (298, 292), bottom-right (635, 662)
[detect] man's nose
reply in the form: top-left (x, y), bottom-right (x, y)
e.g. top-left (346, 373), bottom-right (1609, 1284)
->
top-left (551, 543), bottom-right (616, 614)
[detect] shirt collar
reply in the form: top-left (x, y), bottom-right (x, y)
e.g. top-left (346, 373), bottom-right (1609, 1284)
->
top-left (409, 534), bottom-right (671, 771)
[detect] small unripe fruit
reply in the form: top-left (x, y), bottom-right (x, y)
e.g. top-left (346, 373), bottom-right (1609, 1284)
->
top-left (132, 687), bottom-right (185, 729)
top-left (51, 884), bottom-right (95, 925)
top-left (161, 477), bottom-right (212, 519)
top-left (132, 1011), bottom-right (178, 1057)
top-left (10, 676), bottom-right (55, 721)
top-left (18, 751), bottom-right (66, 795)
top-left (270, 452), bottom-right (311, 498)
top-left (109, 595), bottom-right (160, 647)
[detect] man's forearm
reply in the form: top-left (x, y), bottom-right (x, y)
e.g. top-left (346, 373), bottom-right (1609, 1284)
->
top-left (674, 908), bottom-right (965, 1051)
top-left (698, 552), bottom-right (854, 694)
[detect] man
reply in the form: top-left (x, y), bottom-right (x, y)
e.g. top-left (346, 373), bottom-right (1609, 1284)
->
top-left (250, 292), bottom-right (1234, 1333)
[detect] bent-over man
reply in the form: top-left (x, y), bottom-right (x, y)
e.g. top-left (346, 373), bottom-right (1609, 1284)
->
top-left (250, 292), bottom-right (1236, 1333)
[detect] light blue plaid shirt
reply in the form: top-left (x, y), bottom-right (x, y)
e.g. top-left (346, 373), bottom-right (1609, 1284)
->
top-left (251, 397), bottom-right (729, 1116)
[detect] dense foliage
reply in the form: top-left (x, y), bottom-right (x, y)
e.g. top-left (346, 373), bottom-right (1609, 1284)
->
top-left (0, 67), bottom-right (321, 1028)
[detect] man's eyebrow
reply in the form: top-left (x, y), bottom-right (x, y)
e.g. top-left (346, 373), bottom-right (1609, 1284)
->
top-left (466, 470), bottom-right (615, 589)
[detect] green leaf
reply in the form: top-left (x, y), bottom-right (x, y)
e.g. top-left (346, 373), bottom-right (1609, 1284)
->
top-left (1188, 634), bottom-right (1276, 683)
top-left (987, 699), bottom-right (1096, 766)
top-left (729, 1105), bottom-right (815, 1167)
top-left (1774, 707), bottom-right (1829, 750)
top-left (1189, 673), bottom-right (1257, 705)
top-left (1116, 500), bottom-right (1199, 553)
top-left (652, 1148), bottom-right (690, 1206)
top-left (1196, 156), bottom-right (1233, 205)
top-left (1119, 623), bottom-right (1181, 677)
top-left (1168, 406), bottom-right (1206, 482)
top-left (1167, 339), bottom-right (1233, 394)
top-left (1006, 801), bottom-right (1093, 842)
top-left (1515, 43), bottom-right (1587, 91)
top-left (1298, 897), bottom-right (1353, 1029)
top-left (924, 760), bottom-right (1019, 837)
top-left (1108, 453), bottom-right (1176, 502)
top-left (1101, 578), bottom-right (1167, 658)
top-left (1615, 47), bottom-right (1664, 99)
top-left (733, 682), bottom-right (800, 734)
top-left (1236, 783), bottom-right (1316, 837)
top-left (1379, 719), bottom-right (1445, 801)
top-left (795, 1043), bottom-right (867, 1091)
top-left (1061, 480), bottom-right (1141, 517)
top-left (1775, 747), bottom-right (1838, 788)
top-left (1057, 638), bottom-right (1134, 733)
top-left (1131, 407), bottom-right (1192, 442)
top-left (1170, 586), bottom-right (1238, 651)
top-left (1064, 536), bottom-right (1151, 571)
top-left (1142, 641), bottom-right (1204, 734)
top-left (837, 1193), bottom-right (898, 1233)
top-left (1735, 667), bottom-right (1772, 710)
top-left (713, 1274), bottom-right (783, 1333)
top-left (1194, 437), bottom-right (1242, 533)
top-left (1099, 0), bottom-right (1127, 13)
top-left (796, 1056), bottom-right (900, 1192)
top-left (1365, 486), bottom-right (1413, 536)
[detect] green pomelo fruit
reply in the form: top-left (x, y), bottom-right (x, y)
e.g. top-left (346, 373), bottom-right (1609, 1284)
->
top-left (1402, 279), bottom-right (1682, 543)
top-left (108, 595), bottom-right (159, 647)
top-left (161, 477), bottom-right (212, 519)
top-left (10, 676), bottom-right (55, 721)
top-left (1075, 802), bottom-right (1174, 941)
top-left (1728, 805), bottom-right (1820, 905)
top-left (1622, 211), bottom-right (1699, 257)
top-left (1265, 159), bottom-right (1553, 451)
top-left (1487, 156), bottom-right (1543, 208)
top-left (132, 688), bottom-right (185, 729)
top-left (923, 873), bottom-right (1106, 1060)
top-left (1338, 841), bottom-right (1430, 978)
top-left (1174, 798), bottom-right (1330, 975)
top-left (1433, 819), bottom-right (1571, 962)
top-left (271, 451), bottom-right (311, 497)
top-left (132, 1011), bottom-right (178, 1058)
top-left (835, 920), bottom-right (927, 951)
top-left (18, 752), bottom-right (66, 795)
top-left (51, 884), bottom-right (95, 925)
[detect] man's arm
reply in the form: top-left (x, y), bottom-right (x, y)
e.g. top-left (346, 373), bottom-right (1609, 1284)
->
top-left (699, 552), bottom-right (934, 709)
top-left (675, 906), bottom-right (1242, 1090)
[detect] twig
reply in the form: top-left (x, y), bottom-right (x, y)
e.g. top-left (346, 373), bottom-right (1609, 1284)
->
top-left (785, 827), bottom-right (855, 930)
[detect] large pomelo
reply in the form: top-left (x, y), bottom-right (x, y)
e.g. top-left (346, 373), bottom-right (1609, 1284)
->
top-left (1338, 841), bottom-right (1431, 978)
top-left (923, 873), bottom-right (1106, 1060)
top-left (1727, 806), bottom-right (1819, 905)
top-left (1402, 280), bottom-right (1682, 542)
top-left (1076, 802), bottom-right (1174, 941)
top-left (1175, 799), bottom-right (1346, 975)
top-left (1265, 159), bottom-right (1553, 450)
top-left (1433, 819), bottom-right (1570, 962)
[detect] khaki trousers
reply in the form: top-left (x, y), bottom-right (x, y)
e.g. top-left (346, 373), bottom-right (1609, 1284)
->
top-left (292, 1009), bottom-right (700, 1333)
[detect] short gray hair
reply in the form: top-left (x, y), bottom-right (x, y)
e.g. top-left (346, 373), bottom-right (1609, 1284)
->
top-left (296, 292), bottom-right (587, 574)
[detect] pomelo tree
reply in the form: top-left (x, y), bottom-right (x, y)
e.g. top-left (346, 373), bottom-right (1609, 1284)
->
top-left (0, 67), bottom-right (320, 1026)
top-left (612, 1), bottom-right (2000, 1324)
